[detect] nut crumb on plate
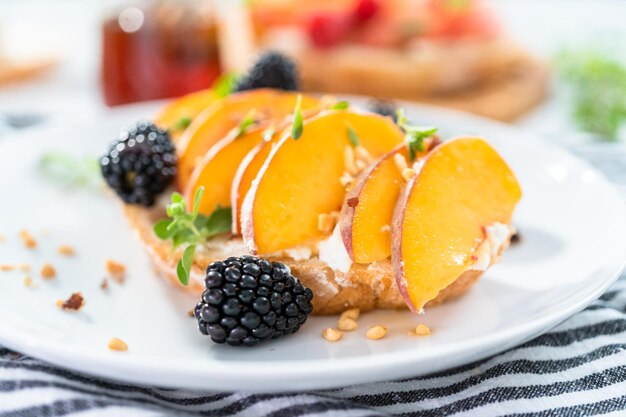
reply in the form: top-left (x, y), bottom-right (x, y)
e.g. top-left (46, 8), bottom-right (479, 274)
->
top-left (340, 308), bottom-right (360, 321)
top-left (106, 259), bottom-right (126, 283)
top-left (366, 325), bottom-right (387, 340)
top-left (20, 230), bottom-right (37, 249)
top-left (0, 265), bottom-right (15, 272)
top-left (22, 276), bottom-right (33, 287)
top-left (337, 317), bottom-right (358, 331)
top-left (107, 337), bottom-right (128, 352)
top-left (410, 323), bottom-right (431, 337)
top-left (40, 264), bottom-right (56, 279)
top-left (56, 292), bottom-right (85, 311)
top-left (322, 328), bottom-right (343, 342)
top-left (19, 263), bottom-right (31, 272)
top-left (57, 245), bottom-right (76, 257)
top-left (100, 278), bottom-right (109, 290)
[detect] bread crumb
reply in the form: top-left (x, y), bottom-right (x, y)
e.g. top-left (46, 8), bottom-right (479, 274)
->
top-left (340, 308), bottom-right (360, 321)
top-left (107, 337), bottom-right (128, 352)
top-left (322, 328), bottom-right (343, 342)
top-left (57, 245), bottom-right (76, 257)
top-left (20, 230), bottom-right (37, 249)
top-left (337, 317), bottom-right (358, 331)
top-left (402, 168), bottom-right (416, 182)
top-left (0, 265), bottom-right (15, 272)
top-left (40, 264), bottom-right (56, 279)
top-left (100, 278), bottom-right (109, 290)
top-left (410, 323), bottom-right (431, 337)
top-left (56, 292), bottom-right (85, 311)
top-left (22, 276), bottom-right (33, 287)
top-left (366, 325), bottom-right (387, 340)
top-left (105, 259), bottom-right (126, 283)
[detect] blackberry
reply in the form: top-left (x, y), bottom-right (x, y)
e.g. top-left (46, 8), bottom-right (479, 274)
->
top-left (234, 51), bottom-right (299, 92)
top-left (194, 256), bottom-right (314, 346)
top-left (100, 121), bottom-right (176, 206)
top-left (368, 99), bottom-right (398, 122)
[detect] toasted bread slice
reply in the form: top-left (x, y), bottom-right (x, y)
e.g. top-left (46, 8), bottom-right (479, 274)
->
top-left (122, 200), bottom-right (508, 315)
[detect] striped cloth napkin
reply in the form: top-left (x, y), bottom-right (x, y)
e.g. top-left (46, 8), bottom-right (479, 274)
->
top-left (1, 139), bottom-right (625, 417)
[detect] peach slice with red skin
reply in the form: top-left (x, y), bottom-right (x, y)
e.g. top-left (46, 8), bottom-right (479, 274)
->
top-left (392, 137), bottom-right (522, 312)
top-left (339, 139), bottom-right (435, 264)
top-left (184, 125), bottom-right (269, 216)
top-left (176, 89), bottom-right (321, 191)
top-left (241, 110), bottom-right (405, 254)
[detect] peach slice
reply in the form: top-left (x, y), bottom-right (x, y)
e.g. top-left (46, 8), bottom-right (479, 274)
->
top-left (241, 111), bottom-right (405, 254)
top-left (392, 137), bottom-right (522, 312)
top-left (340, 139), bottom-right (435, 264)
top-left (154, 89), bottom-right (216, 136)
top-left (176, 89), bottom-right (320, 191)
top-left (185, 125), bottom-right (269, 216)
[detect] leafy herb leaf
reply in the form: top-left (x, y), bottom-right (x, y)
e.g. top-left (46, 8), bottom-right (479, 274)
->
top-left (154, 187), bottom-right (233, 285)
top-left (396, 109), bottom-right (438, 161)
top-left (172, 116), bottom-right (192, 132)
top-left (332, 100), bottom-right (350, 110)
top-left (291, 95), bottom-right (304, 140)
top-left (213, 72), bottom-right (239, 98)
top-left (346, 123), bottom-right (360, 147)
top-left (38, 152), bottom-right (101, 189)
top-left (234, 109), bottom-right (258, 138)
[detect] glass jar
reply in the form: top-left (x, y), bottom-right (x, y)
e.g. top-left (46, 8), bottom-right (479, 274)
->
top-left (101, 0), bottom-right (220, 106)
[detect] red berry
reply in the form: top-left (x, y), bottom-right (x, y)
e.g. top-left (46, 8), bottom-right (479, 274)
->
top-left (354, 0), bottom-right (380, 23)
top-left (307, 12), bottom-right (352, 48)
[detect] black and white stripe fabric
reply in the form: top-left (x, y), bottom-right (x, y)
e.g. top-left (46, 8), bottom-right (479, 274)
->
top-left (1, 273), bottom-right (625, 417)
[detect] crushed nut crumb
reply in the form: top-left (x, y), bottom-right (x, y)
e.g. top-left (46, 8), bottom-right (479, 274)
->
top-left (322, 328), bottom-right (343, 342)
top-left (105, 259), bottom-right (126, 283)
top-left (100, 278), bottom-right (109, 290)
top-left (107, 337), bottom-right (128, 352)
top-left (355, 146), bottom-right (374, 164)
top-left (19, 264), bottom-right (31, 272)
top-left (394, 153), bottom-right (408, 172)
top-left (22, 276), bottom-right (33, 287)
top-left (402, 168), bottom-right (416, 182)
top-left (40, 264), bottom-right (56, 279)
top-left (410, 323), bottom-right (431, 337)
top-left (344, 146), bottom-right (359, 176)
top-left (340, 308), bottom-right (360, 321)
top-left (337, 317), bottom-right (358, 331)
top-left (57, 245), bottom-right (76, 257)
top-left (0, 265), bottom-right (16, 272)
top-left (56, 292), bottom-right (85, 311)
top-left (20, 230), bottom-right (37, 249)
top-left (366, 325), bottom-right (387, 340)
top-left (340, 172), bottom-right (355, 190)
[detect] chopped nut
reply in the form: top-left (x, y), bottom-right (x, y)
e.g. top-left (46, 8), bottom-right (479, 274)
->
top-left (402, 168), bottom-right (416, 182)
top-left (40, 264), bottom-right (56, 279)
top-left (100, 278), bottom-right (109, 290)
top-left (344, 146), bottom-right (359, 176)
top-left (394, 153), bottom-right (408, 172)
top-left (106, 259), bottom-right (126, 283)
top-left (20, 230), bottom-right (37, 249)
top-left (322, 328), bottom-right (343, 342)
top-left (410, 323), bottom-right (431, 337)
top-left (19, 264), bottom-right (31, 272)
top-left (22, 276), bottom-right (33, 287)
top-left (340, 172), bottom-right (355, 190)
top-left (337, 317), bottom-right (358, 331)
top-left (0, 265), bottom-right (15, 272)
top-left (355, 159), bottom-right (367, 171)
top-left (56, 292), bottom-right (85, 311)
top-left (107, 337), bottom-right (128, 352)
top-left (355, 146), bottom-right (373, 164)
top-left (340, 308), bottom-right (360, 321)
top-left (57, 245), bottom-right (76, 257)
top-left (317, 213), bottom-right (338, 234)
top-left (366, 325), bottom-right (387, 340)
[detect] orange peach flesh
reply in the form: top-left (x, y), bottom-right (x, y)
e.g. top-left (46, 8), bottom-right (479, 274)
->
top-left (242, 111), bottom-right (404, 254)
top-left (392, 137), bottom-right (522, 312)
top-left (176, 89), bottom-right (320, 191)
top-left (154, 88), bottom-right (216, 136)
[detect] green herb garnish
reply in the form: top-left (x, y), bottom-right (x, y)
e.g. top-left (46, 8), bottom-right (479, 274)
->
top-left (332, 100), bottom-right (350, 110)
top-left (38, 152), bottom-right (101, 189)
top-left (172, 116), bottom-right (192, 132)
top-left (153, 187), bottom-right (232, 285)
top-left (346, 123), bottom-right (360, 147)
top-left (235, 109), bottom-right (258, 138)
top-left (396, 109), bottom-right (438, 161)
top-left (291, 95), bottom-right (304, 140)
top-left (262, 126), bottom-right (276, 142)
top-left (556, 47), bottom-right (626, 140)
top-left (213, 72), bottom-right (239, 99)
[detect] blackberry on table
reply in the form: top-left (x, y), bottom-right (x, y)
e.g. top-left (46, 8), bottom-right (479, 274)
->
top-left (194, 256), bottom-right (314, 347)
top-left (100, 121), bottom-right (176, 206)
top-left (234, 52), bottom-right (299, 92)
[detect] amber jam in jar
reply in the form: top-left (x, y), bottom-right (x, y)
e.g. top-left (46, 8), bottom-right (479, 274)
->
top-left (102, 0), bottom-right (220, 106)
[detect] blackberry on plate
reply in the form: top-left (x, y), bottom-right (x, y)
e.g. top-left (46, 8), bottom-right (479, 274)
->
top-left (234, 51), bottom-right (299, 92)
top-left (368, 99), bottom-right (398, 122)
top-left (100, 121), bottom-right (176, 206)
top-left (194, 255), bottom-right (314, 346)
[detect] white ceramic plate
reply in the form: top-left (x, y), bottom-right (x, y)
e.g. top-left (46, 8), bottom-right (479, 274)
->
top-left (0, 101), bottom-right (624, 392)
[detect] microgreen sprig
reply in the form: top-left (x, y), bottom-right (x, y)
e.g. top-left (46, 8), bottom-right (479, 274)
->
top-left (172, 116), bottom-right (192, 132)
top-left (396, 109), bottom-right (438, 161)
top-left (291, 94), bottom-right (304, 140)
top-left (38, 152), bottom-right (101, 189)
top-left (346, 122), bottom-right (360, 147)
top-left (213, 72), bottom-right (239, 99)
top-left (153, 187), bottom-right (232, 285)
top-left (332, 100), bottom-right (350, 110)
top-left (234, 109), bottom-right (259, 138)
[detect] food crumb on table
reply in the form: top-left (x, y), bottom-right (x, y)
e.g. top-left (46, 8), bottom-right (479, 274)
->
top-left (409, 323), bottom-right (431, 337)
top-left (322, 328), bottom-right (343, 342)
top-left (57, 244), bottom-right (76, 256)
top-left (105, 259), bottom-right (126, 283)
top-left (40, 263), bottom-right (56, 279)
top-left (107, 337), bottom-right (128, 352)
top-left (366, 325), bottom-right (387, 340)
top-left (20, 230), bottom-right (37, 249)
top-left (56, 292), bottom-right (85, 311)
